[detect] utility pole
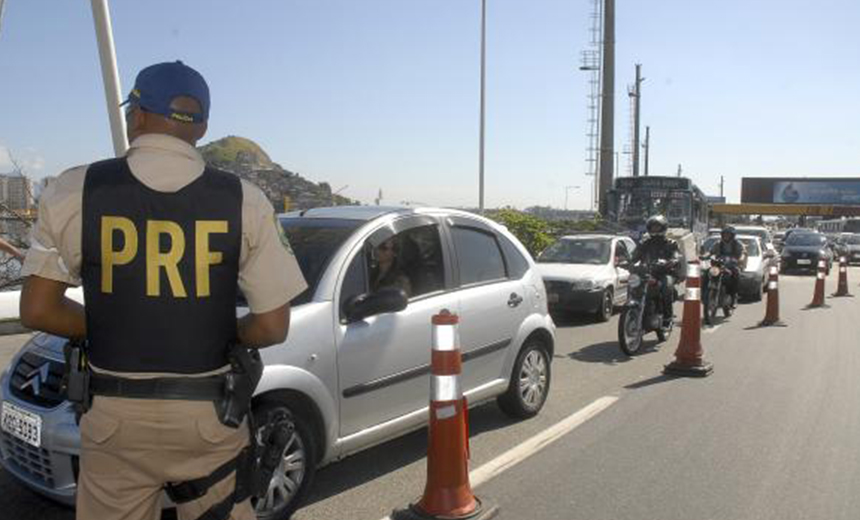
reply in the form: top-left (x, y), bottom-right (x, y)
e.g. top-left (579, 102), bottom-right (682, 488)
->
top-left (597, 0), bottom-right (615, 216)
top-left (90, 0), bottom-right (128, 157)
top-left (478, 0), bottom-right (487, 214)
top-left (629, 64), bottom-right (644, 177)
top-left (720, 175), bottom-right (725, 198)
top-left (0, 0), bottom-right (7, 40)
top-left (643, 126), bottom-right (650, 177)
top-left (677, 164), bottom-right (683, 178)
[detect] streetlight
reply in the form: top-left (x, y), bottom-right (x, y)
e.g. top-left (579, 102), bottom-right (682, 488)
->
top-left (564, 186), bottom-right (581, 211)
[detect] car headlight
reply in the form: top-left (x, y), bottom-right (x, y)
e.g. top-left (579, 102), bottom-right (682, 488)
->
top-left (573, 280), bottom-right (597, 291)
top-left (628, 274), bottom-right (641, 288)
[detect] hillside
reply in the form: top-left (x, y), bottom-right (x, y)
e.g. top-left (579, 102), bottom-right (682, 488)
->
top-left (198, 136), bottom-right (357, 211)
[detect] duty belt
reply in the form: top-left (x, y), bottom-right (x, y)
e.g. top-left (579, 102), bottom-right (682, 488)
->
top-left (89, 373), bottom-right (225, 401)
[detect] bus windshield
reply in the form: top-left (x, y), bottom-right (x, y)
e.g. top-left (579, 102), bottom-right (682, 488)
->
top-left (616, 190), bottom-right (691, 229)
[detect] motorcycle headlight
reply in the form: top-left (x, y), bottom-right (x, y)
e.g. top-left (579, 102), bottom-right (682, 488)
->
top-left (628, 274), bottom-right (641, 288)
top-left (709, 266), bottom-right (721, 277)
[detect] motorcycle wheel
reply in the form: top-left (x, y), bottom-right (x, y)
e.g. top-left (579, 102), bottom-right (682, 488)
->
top-left (618, 307), bottom-right (644, 356)
top-left (705, 286), bottom-right (719, 325)
top-left (656, 317), bottom-right (673, 343)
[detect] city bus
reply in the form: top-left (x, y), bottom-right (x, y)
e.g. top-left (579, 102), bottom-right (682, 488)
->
top-left (607, 176), bottom-right (710, 240)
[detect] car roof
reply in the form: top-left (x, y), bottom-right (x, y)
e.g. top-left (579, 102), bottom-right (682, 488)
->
top-left (558, 234), bottom-right (624, 240)
top-left (278, 205), bottom-right (494, 223)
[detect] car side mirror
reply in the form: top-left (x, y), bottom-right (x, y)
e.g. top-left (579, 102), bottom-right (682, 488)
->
top-left (343, 287), bottom-right (408, 323)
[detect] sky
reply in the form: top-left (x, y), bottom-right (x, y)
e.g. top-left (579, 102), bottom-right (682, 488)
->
top-left (1, 0), bottom-right (860, 210)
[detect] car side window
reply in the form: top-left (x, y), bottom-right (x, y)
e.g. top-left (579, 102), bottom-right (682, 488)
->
top-left (339, 250), bottom-right (369, 314)
top-left (364, 224), bottom-right (446, 301)
top-left (614, 241), bottom-right (630, 263)
top-left (452, 227), bottom-right (506, 286)
top-left (497, 234), bottom-right (530, 279)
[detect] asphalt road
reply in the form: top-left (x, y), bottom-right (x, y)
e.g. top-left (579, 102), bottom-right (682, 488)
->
top-left (1, 270), bottom-right (857, 520)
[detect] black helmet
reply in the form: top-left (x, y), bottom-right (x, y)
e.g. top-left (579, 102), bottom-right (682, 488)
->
top-left (721, 226), bottom-right (736, 240)
top-left (646, 215), bottom-right (669, 237)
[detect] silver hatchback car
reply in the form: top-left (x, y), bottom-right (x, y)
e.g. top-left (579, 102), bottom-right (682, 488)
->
top-left (0, 206), bottom-right (556, 519)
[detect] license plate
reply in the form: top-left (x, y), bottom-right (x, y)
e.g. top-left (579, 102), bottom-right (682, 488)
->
top-left (797, 259), bottom-right (811, 265)
top-left (854, 254), bottom-right (860, 258)
top-left (548, 292), bottom-right (559, 304)
top-left (1, 402), bottom-right (41, 448)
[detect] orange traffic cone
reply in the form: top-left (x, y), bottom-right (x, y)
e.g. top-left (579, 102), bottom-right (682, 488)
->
top-left (664, 261), bottom-right (713, 377)
top-left (759, 264), bottom-right (786, 327)
top-left (392, 311), bottom-right (498, 520)
top-left (833, 256), bottom-right (851, 297)
top-left (807, 259), bottom-right (827, 308)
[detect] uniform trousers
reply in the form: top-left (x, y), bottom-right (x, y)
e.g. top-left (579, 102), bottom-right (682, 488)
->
top-left (76, 396), bottom-right (256, 520)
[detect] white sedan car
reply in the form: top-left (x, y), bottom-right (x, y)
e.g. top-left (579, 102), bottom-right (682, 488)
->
top-left (537, 235), bottom-right (637, 321)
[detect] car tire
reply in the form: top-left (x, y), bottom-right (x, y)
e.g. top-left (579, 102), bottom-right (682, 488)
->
top-left (252, 400), bottom-right (318, 520)
top-left (595, 288), bottom-right (613, 323)
top-left (497, 339), bottom-right (551, 420)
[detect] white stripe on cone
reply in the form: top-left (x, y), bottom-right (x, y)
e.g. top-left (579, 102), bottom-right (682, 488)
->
top-left (432, 324), bottom-right (458, 352)
top-left (686, 287), bottom-right (700, 301)
top-left (431, 374), bottom-right (461, 402)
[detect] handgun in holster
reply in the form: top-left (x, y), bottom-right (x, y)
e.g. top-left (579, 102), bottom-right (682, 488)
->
top-left (62, 339), bottom-right (92, 417)
top-left (216, 344), bottom-right (263, 429)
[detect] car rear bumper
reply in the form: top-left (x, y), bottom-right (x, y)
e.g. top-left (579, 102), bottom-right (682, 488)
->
top-left (547, 287), bottom-right (604, 313)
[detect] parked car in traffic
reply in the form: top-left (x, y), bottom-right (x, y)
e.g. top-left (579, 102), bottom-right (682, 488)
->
top-left (838, 233), bottom-right (860, 264)
top-left (733, 226), bottom-right (776, 255)
top-left (701, 234), bottom-right (772, 301)
top-left (0, 206), bottom-right (557, 519)
top-left (780, 232), bottom-right (833, 274)
top-left (536, 234), bottom-right (637, 322)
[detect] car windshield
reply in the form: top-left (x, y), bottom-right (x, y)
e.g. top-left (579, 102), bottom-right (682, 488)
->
top-left (844, 235), bottom-right (860, 245)
top-left (538, 239), bottom-right (610, 265)
top-left (277, 217), bottom-right (363, 305)
top-left (735, 228), bottom-right (769, 243)
top-left (786, 233), bottom-right (826, 246)
top-left (738, 238), bottom-right (761, 256)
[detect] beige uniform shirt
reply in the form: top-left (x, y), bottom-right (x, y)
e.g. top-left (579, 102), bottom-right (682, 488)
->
top-left (22, 133), bottom-right (307, 316)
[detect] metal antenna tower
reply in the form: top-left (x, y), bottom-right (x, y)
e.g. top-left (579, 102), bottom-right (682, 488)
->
top-left (579, 0), bottom-right (603, 211)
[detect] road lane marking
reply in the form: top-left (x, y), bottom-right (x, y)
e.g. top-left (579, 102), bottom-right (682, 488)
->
top-left (469, 395), bottom-right (618, 487)
top-left (704, 324), bottom-right (722, 334)
top-left (376, 396), bottom-right (619, 520)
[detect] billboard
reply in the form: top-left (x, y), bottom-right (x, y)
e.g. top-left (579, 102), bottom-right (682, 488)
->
top-left (742, 178), bottom-right (860, 205)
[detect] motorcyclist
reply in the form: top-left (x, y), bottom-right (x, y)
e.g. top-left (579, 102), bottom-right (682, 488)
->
top-left (707, 226), bottom-right (747, 307)
top-left (631, 215), bottom-right (683, 327)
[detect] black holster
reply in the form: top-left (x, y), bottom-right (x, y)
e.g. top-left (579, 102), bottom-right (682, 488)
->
top-left (62, 340), bottom-right (92, 417)
top-left (215, 345), bottom-right (263, 429)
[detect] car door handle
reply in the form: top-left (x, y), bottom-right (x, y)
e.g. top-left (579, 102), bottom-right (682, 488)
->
top-left (508, 293), bottom-right (524, 308)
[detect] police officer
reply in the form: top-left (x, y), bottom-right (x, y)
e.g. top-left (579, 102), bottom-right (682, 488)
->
top-left (19, 61), bottom-right (307, 520)
top-left (631, 215), bottom-right (683, 327)
top-left (708, 225), bottom-right (747, 307)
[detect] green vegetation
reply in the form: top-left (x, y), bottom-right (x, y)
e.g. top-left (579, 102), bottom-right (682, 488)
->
top-left (487, 209), bottom-right (555, 256)
top-left (199, 136), bottom-right (274, 168)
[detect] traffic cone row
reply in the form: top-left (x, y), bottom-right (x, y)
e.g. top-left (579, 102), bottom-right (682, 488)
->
top-left (759, 264), bottom-right (786, 327)
top-left (664, 260), bottom-right (713, 377)
top-left (393, 311), bottom-right (497, 520)
top-left (808, 259), bottom-right (827, 308)
top-left (833, 256), bottom-right (851, 297)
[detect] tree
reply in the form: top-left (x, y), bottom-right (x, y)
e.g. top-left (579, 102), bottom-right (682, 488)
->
top-left (487, 208), bottom-right (555, 257)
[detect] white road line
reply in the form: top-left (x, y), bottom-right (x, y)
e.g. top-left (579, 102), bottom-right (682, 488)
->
top-left (376, 395), bottom-right (619, 520)
top-left (704, 324), bottom-right (722, 334)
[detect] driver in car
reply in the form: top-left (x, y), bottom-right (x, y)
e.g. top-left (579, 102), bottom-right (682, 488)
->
top-left (708, 226), bottom-right (747, 307)
top-left (631, 215), bottom-right (683, 328)
top-left (370, 237), bottom-right (412, 296)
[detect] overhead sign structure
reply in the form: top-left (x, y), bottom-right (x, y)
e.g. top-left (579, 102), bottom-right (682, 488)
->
top-left (711, 203), bottom-right (860, 217)
top-left (743, 178), bottom-right (860, 205)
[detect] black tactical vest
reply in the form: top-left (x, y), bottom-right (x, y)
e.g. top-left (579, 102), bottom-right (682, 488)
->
top-left (81, 158), bottom-right (242, 374)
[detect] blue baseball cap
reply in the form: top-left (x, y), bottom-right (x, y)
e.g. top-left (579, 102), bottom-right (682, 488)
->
top-left (122, 61), bottom-right (210, 123)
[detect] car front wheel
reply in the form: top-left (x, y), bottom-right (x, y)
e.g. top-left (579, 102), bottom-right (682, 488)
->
top-left (253, 401), bottom-right (318, 520)
top-left (595, 288), bottom-right (614, 322)
top-left (497, 340), bottom-right (551, 419)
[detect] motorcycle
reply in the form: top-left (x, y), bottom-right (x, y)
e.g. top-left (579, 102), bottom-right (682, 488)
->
top-left (618, 259), bottom-right (675, 356)
top-left (702, 255), bottom-right (736, 326)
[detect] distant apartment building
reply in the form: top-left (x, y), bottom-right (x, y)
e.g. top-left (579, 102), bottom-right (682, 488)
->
top-left (0, 174), bottom-right (35, 244)
top-left (0, 174), bottom-right (34, 211)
